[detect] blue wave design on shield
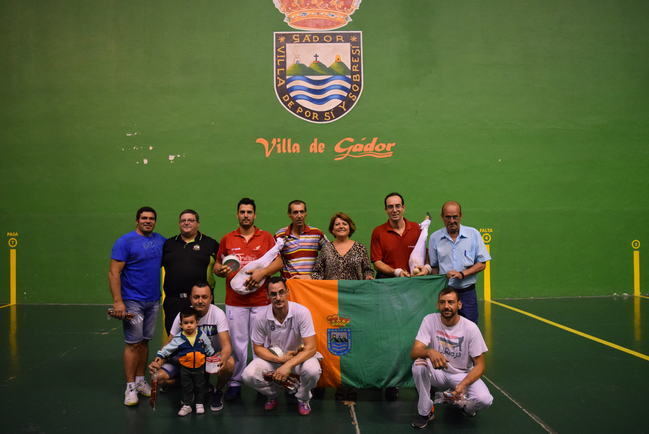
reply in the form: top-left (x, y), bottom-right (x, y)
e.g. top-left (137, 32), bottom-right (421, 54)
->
top-left (327, 328), bottom-right (352, 356)
top-left (287, 75), bottom-right (351, 106)
top-left (287, 84), bottom-right (351, 95)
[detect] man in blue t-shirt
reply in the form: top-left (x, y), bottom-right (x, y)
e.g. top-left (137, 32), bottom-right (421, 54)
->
top-left (109, 206), bottom-right (165, 406)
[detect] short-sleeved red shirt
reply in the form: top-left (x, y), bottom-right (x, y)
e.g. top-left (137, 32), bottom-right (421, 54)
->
top-left (370, 219), bottom-right (421, 271)
top-left (217, 227), bottom-right (275, 307)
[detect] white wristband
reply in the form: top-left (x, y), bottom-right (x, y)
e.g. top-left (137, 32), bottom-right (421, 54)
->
top-left (394, 268), bottom-right (403, 277)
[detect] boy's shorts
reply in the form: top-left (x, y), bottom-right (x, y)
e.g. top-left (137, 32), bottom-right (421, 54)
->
top-left (122, 299), bottom-right (160, 344)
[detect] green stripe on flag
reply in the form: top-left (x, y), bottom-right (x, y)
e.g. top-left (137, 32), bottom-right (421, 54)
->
top-left (338, 275), bottom-right (446, 388)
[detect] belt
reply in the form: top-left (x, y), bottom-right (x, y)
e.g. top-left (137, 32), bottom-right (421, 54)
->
top-left (453, 284), bottom-right (475, 293)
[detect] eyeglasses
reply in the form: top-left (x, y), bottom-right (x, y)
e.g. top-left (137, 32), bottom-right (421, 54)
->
top-left (269, 289), bottom-right (287, 298)
top-left (180, 219), bottom-right (197, 223)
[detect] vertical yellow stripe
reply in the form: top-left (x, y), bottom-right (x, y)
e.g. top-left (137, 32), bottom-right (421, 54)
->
top-left (484, 245), bottom-right (491, 301)
top-left (633, 250), bottom-right (640, 297)
top-left (288, 279), bottom-right (341, 387)
top-left (10, 249), bottom-right (16, 306)
top-left (161, 267), bottom-right (166, 303)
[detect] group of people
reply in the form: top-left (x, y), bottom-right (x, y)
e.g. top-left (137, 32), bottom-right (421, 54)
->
top-left (108, 193), bottom-right (493, 428)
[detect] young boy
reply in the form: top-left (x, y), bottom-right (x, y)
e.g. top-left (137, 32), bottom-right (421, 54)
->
top-left (150, 308), bottom-right (216, 416)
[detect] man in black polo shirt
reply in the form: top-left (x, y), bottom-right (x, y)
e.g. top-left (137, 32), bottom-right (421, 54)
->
top-left (162, 209), bottom-right (219, 334)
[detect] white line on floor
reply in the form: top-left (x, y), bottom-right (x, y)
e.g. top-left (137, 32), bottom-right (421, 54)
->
top-left (483, 375), bottom-right (556, 434)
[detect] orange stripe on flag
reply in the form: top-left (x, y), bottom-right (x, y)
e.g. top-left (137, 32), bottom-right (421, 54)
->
top-left (287, 279), bottom-right (341, 387)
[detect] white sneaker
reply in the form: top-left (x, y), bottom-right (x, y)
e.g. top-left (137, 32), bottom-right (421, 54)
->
top-left (124, 384), bottom-right (139, 406)
top-left (135, 380), bottom-right (151, 397)
top-left (178, 405), bottom-right (192, 416)
top-left (195, 404), bottom-right (205, 414)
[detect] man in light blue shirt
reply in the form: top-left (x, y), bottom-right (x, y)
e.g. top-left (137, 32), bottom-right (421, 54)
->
top-left (426, 201), bottom-right (490, 323)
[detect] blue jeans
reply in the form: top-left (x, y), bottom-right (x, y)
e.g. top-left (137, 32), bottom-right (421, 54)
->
top-left (122, 299), bottom-right (160, 344)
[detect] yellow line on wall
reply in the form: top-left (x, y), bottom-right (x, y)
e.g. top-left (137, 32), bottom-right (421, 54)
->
top-left (484, 245), bottom-right (492, 301)
top-left (10, 249), bottom-right (16, 305)
top-left (633, 250), bottom-right (640, 297)
top-left (489, 300), bottom-right (649, 362)
top-left (0, 304), bottom-right (11, 309)
top-left (638, 295), bottom-right (649, 300)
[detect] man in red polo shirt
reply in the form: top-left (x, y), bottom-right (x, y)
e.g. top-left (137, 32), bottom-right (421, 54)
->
top-left (371, 192), bottom-right (421, 279)
top-left (370, 192), bottom-right (421, 402)
top-left (213, 198), bottom-right (283, 401)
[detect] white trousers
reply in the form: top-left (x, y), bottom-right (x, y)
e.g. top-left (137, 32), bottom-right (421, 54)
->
top-left (242, 357), bottom-right (321, 403)
top-left (412, 358), bottom-right (493, 416)
top-left (225, 305), bottom-right (263, 386)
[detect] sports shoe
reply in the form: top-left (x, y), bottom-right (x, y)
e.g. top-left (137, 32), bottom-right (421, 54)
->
top-left (298, 401), bottom-right (311, 416)
top-left (411, 408), bottom-right (435, 429)
top-left (178, 405), bottom-right (192, 416)
top-left (264, 398), bottom-right (278, 411)
top-left (135, 380), bottom-right (151, 397)
top-left (195, 404), bottom-right (205, 414)
top-left (224, 385), bottom-right (241, 401)
top-left (210, 389), bottom-right (224, 412)
top-left (124, 384), bottom-right (138, 406)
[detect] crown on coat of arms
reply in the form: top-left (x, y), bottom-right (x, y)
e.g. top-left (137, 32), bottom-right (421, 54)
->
top-left (327, 314), bottom-right (351, 327)
top-left (273, 0), bottom-right (362, 30)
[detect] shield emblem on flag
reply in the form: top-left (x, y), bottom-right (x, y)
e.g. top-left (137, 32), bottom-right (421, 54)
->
top-left (274, 32), bottom-right (363, 123)
top-left (327, 328), bottom-right (352, 356)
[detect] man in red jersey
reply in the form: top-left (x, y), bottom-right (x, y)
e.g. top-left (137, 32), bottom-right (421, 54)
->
top-left (213, 198), bottom-right (283, 401)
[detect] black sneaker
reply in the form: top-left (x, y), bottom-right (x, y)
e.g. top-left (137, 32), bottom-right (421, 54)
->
top-left (411, 410), bottom-right (435, 429)
top-left (385, 386), bottom-right (399, 401)
top-left (210, 389), bottom-right (224, 412)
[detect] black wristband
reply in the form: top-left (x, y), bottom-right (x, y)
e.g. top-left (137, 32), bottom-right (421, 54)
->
top-left (459, 271), bottom-right (465, 279)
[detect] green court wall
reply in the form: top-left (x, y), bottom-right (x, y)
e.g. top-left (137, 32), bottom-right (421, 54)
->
top-left (1, 0), bottom-right (647, 304)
